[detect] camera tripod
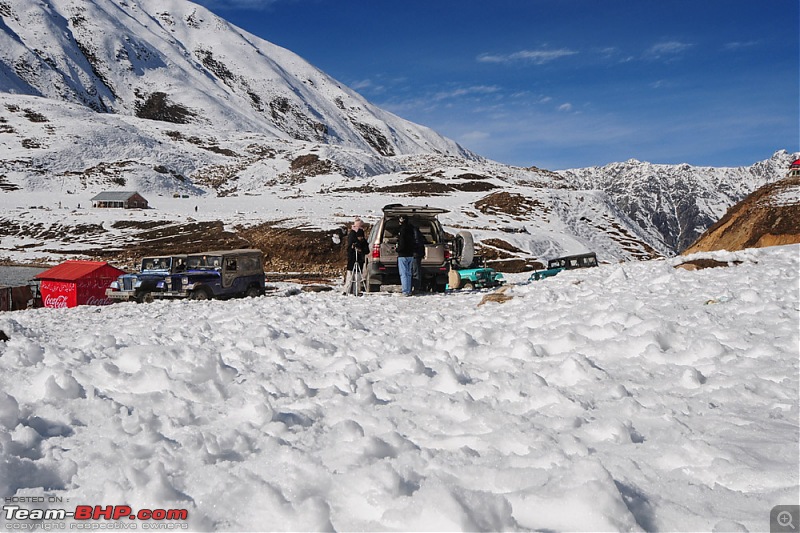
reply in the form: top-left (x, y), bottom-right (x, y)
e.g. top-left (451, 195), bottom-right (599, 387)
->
top-left (345, 249), bottom-right (367, 296)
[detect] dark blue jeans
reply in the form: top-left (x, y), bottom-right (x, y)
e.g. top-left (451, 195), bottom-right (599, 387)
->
top-left (398, 256), bottom-right (414, 295)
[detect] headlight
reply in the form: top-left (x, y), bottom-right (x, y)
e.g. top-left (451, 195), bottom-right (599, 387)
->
top-left (109, 281), bottom-right (119, 290)
top-left (181, 277), bottom-right (189, 286)
top-left (134, 280), bottom-right (142, 288)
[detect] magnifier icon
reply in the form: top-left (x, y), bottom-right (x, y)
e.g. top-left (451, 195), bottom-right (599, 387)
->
top-left (778, 511), bottom-right (796, 530)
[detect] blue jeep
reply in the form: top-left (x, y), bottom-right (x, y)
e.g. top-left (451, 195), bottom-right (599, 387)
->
top-left (155, 249), bottom-right (265, 300)
top-left (529, 252), bottom-right (598, 281)
top-left (106, 255), bottom-right (187, 303)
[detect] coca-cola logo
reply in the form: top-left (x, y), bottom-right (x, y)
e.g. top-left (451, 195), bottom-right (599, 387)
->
top-left (85, 296), bottom-right (112, 306)
top-left (44, 294), bottom-right (69, 308)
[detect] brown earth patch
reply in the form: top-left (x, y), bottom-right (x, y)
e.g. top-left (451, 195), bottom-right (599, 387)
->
top-left (674, 258), bottom-right (743, 271)
top-left (452, 181), bottom-right (498, 192)
top-left (480, 238), bottom-right (526, 253)
top-left (290, 154), bottom-right (334, 176)
top-left (237, 223), bottom-right (349, 275)
top-left (375, 182), bottom-right (454, 196)
top-left (405, 174), bottom-right (433, 182)
top-left (486, 258), bottom-right (544, 273)
top-left (475, 192), bottom-right (546, 218)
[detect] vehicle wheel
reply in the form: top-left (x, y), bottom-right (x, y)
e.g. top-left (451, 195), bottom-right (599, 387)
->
top-left (191, 288), bottom-right (211, 300)
top-left (435, 282), bottom-right (448, 293)
top-left (135, 291), bottom-right (153, 304)
top-left (453, 231), bottom-right (474, 269)
top-left (245, 286), bottom-right (261, 298)
top-left (462, 282), bottom-right (474, 291)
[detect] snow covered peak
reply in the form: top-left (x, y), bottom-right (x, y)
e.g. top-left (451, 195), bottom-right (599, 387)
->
top-left (0, 0), bottom-right (473, 159)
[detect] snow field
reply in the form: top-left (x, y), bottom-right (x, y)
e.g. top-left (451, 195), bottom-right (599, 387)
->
top-left (0, 245), bottom-right (798, 531)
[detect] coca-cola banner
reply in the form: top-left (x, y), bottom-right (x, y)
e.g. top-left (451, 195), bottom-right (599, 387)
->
top-left (40, 281), bottom-right (77, 308)
top-left (77, 278), bottom-right (115, 306)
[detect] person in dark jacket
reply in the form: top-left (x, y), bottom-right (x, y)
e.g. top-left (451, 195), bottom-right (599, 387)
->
top-left (395, 216), bottom-right (416, 296)
top-left (412, 225), bottom-right (425, 292)
top-left (346, 217), bottom-right (369, 272)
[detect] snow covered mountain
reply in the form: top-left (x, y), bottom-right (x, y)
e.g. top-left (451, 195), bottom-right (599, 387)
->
top-left (0, 0), bottom-right (471, 159)
top-left (557, 152), bottom-right (798, 252)
top-left (0, 0), bottom-right (795, 271)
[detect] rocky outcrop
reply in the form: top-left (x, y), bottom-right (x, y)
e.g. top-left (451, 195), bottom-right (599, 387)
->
top-left (682, 174), bottom-right (800, 254)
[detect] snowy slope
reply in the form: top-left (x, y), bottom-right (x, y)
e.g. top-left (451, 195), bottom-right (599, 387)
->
top-left (0, 245), bottom-right (797, 531)
top-left (0, 0), bottom-right (472, 159)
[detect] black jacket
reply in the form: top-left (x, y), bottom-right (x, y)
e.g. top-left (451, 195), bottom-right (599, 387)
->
top-left (396, 222), bottom-right (416, 257)
top-left (347, 228), bottom-right (369, 268)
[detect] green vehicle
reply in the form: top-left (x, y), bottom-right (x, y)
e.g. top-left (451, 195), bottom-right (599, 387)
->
top-left (529, 252), bottom-right (598, 281)
top-left (448, 265), bottom-right (505, 290)
top-left (444, 230), bottom-right (505, 291)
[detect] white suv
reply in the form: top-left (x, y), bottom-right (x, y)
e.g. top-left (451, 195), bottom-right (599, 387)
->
top-left (364, 204), bottom-right (455, 293)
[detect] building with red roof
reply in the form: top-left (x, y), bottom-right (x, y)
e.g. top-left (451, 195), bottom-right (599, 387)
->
top-left (35, 261), bottom-right (125, 308)
top-left (789, 159), bottom-right (800, 177)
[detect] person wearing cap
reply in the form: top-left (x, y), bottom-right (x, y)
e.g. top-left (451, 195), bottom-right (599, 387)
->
top-left (395, 215), bottom-right (416, 296)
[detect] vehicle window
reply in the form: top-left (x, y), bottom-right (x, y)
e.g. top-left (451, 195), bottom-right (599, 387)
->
top-left (418, 222), bottom-right (434, 243)
top-left (383, 220), bottom-right (400, 243)
top-left (239, 256), bottom-right (260, 271)
top-left (226, 259), bottom-right (237, 271)
top-left (190, 255), bottom-right (222, 269)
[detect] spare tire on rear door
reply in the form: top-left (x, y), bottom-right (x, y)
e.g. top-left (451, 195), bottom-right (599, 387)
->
top-left (452, 230), bottom-right (474, 269)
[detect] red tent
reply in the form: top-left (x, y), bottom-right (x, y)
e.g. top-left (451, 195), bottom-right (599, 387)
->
top-left (35, 261), bottom-right (125, 308)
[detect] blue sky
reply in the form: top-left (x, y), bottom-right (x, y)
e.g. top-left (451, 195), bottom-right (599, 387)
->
top-left (194, 0), bottom-right (799, 170)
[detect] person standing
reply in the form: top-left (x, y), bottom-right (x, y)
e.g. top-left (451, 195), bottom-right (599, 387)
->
top-left (412, 225), bottom-right (425, 292)
top-left (396, 216), bottom-right (416, 296)
top-left (346, 217), bottom-right (369, 273)
top-left (344, 217), bottom-right (369, 295)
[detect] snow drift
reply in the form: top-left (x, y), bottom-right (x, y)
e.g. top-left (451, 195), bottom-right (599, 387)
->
top-left (0, 245), bottom-right (797, 531)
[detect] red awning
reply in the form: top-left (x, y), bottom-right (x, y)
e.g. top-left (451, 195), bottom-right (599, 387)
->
top-left (791, 159), bottom-right (800, 168)
top-left (35, 261), bottom-right (120, 281)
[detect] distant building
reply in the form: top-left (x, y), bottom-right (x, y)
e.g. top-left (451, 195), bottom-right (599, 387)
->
top-left (35, 261), bottom-right (125, 308)
top-left (90, 191), bottom-right (149, 209)
top-left (788, 159), bottom-right (800, 178)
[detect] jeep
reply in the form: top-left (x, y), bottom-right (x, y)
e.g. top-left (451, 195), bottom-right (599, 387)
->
top-left (529, 252), bottom-right (598, 281)
top-left (106, 255), bottom-right (187, 303)
top-left (155, 249), bottom-right (265, 300)
top-left (364, 204), bottom-right (456, 293)
top-left (448, 258), bottom-right (505, 290)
